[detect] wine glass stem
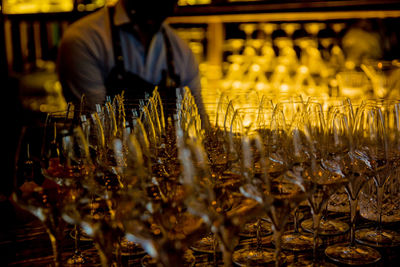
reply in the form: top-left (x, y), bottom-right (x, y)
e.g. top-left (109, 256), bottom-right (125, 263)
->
top-left (222, 250), bottom-right (233, 267)
top-left (46, 229), bottom-right (62, 267)
top-left (74, 225), bottom-right (81, 255)
top-left (376, 182), bottom-right (384, 230)
top-left (98, 248), bottom-right (114, 267)
top-left (312, 212), bottom-right (322, 260)
top-left (213, 235), bottom-right (218, 266)
top-left (293, 208), bottom-right (299, 233)
top-left (273, 230), bottom-right (283, 267)
top-left (256, 218), bottom-right (262, 249)
top-left (94, 239), bottom-right (114, 267)
top-left (215, 231), bottom-right (233, 267)
top-left (349, 197), bottom-right (358, 246)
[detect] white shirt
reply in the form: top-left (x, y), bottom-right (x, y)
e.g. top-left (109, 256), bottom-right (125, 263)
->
top-left (57, 0), bottom-right (202, 110)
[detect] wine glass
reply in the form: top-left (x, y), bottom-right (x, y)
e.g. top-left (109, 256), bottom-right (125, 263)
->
top-left (302, 98), bottom-right (351, 236)
top-left (191, 98), bottom-right (243, 258)
top-left (13, 125), bottom-right (67, 267)
top-left (300, 104), bottom-right (350, 266)
top-left (13, 109), bottom-right (86, 267)
top-left (63, 189), bottom-right (123, 267)
top-left (325, 101), bottom-right (382, 265)
top-left (54, 125), bottom-right (95, 266)
top-left (232, 133), bottom-right (277, 266)
top-left (60, 102), bottom-right (127, 267)
top-left (114, 90), bottom-right (208, 267)
top-left (178, 124), bottom-right (260, 267)
top-left (239, 105), bottom-right (315, 267)
top-left (354, 100), bottom-right (400, 247)
top-left (269, 100), bottom-right (314, 250)
top-left (358, 164), bottom-right (400, 234)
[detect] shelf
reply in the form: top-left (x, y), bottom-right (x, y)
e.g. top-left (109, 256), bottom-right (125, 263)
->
top-left (170, 0), bottom-right (400, 23)
top-left (167, 9), bottom-right (400, 24)
top-left (174, 0), bottom-right (400, 16)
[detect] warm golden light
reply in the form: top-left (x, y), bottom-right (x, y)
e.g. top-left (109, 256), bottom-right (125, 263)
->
top-left (2, 0), bottom-right (74, 14)
top-left (178, 0), bottom-right (211, 6)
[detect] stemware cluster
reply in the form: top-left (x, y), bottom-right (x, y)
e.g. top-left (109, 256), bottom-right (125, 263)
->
top-left (13, 85), bottom-right (400, 267)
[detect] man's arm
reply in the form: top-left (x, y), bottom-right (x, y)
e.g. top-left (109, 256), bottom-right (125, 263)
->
top-left (57, 30), bottom-right (107, 110)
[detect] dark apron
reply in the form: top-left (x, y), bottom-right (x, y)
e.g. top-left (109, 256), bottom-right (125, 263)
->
top-left (105, 6), bottom-right (181, 115)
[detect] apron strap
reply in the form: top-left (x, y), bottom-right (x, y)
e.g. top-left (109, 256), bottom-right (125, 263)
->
top-left (107, 6), bottom-right (181, 96)
top-left (161, 27), bottom-right (181, 88)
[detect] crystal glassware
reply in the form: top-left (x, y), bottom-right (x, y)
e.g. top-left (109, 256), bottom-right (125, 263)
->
top-left (325, 102), bottom-right (382, 265)
top-left (354, 100), bottom-right (400, 247)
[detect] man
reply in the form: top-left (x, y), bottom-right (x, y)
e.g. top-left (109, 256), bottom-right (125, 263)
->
top-left (57, 0), bottom-right (204, 117)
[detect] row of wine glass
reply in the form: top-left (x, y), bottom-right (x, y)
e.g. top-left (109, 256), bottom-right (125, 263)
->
top-left (14, 88), bottom-right (400, 267)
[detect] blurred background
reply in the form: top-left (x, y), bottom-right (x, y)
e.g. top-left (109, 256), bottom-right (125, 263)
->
top-left (3, 0), bottom-right (400, 202)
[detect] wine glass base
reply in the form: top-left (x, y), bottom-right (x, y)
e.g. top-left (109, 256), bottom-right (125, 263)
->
top-left (355, 228), bottom-right (400, 248)
top-left (116, 238), bottom-right (146, 257)
top-left (301, 218), bottom-right (349, 236)
top-left (69, 229), bottom-right (92, 242)
top-left (239, 235), bottom-right (274, 247)
top-left (280, 231), bottom-right (319, 252)
top-left (325, 243), bottom-right (381, 265)
top-left (239, 219), bottom-right (273, 238)
top-left (191, 234), bottom-right (219, 254)
top-left (65, 253), bottom-right (87, 265)
top-left (233, 247), bottom-right (283, 266)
